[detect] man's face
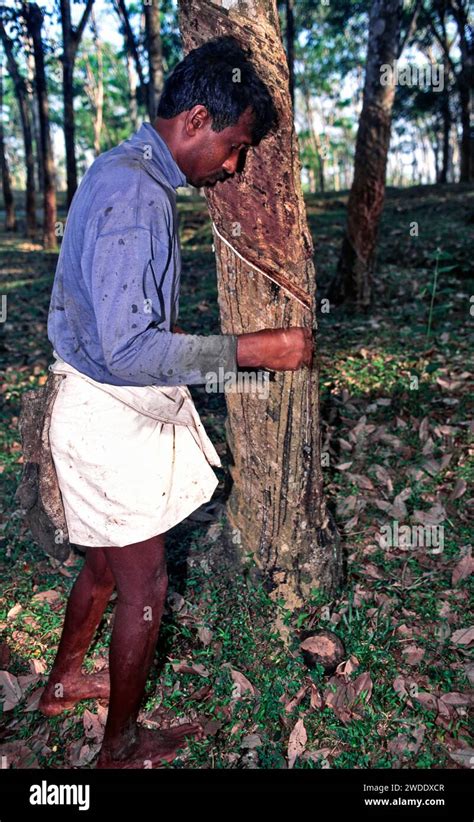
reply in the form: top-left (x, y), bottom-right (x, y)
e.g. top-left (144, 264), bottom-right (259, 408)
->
top-left (177, 105), bottom-right (255, 188)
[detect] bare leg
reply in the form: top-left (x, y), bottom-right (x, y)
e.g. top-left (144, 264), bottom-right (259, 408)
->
top-left (38, 547), bottom-right (116, 716)
top-left (96, 533), bottom-right (203, 769)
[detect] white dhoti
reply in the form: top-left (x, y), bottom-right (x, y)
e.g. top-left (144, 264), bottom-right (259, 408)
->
top-left (47, 352), bottom-right (221, 547)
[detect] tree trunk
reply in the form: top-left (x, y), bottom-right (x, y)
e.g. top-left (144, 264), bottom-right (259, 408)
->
top-left (127, 52), bottom-right (138, 131)
top-left (0, 59), bottom-right (16, 231)
top-left (144, 0), bottom-right (163, 121)
top-left (26, 42), bottom-right (43, 196)
top-left (61, 0), bottom-right (77, 206)
top-left (439, 83), bottom-right (451, 183)
top-left (328, 0), bottom-right (403, 309)
top-left (0, 19), bottom-right (36, 236)
top-left (93, 39), bottom-right (103, 155)
top-left (62, 56), bottom-right (77, 204)
top-left (458, 82), bottom-right (472, 182)
top-left (178, 0), bottom-right (343, 607)
top-left (302, 80), bottom-right (325, 192)
top-left (114, 0), bottom-right (146, 104)
top-left (447, 0), bottom-right (473, 182)
top-left (84, 11), bottom-right (104, 156)
top-left (60, 0), bottom-right (95, 207)
top-left (285, 0), bottom-right (295, 111)
top-left (26, 2), bottom-right (57, 250)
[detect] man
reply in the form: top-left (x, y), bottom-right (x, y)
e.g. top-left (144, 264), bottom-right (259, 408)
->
top-left (38, 36), bottom-right (312, 768)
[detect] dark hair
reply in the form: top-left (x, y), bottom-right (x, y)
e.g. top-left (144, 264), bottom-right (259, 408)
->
top-left (156, 35), bottom-right (278, 144)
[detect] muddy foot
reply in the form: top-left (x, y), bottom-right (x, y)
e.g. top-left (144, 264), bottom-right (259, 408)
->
top-left (95, 723), bottom-right (204, 769)
top-left (38, 670), bottom-right (110, 716)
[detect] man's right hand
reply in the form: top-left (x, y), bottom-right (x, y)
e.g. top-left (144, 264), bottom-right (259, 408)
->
top-left (236, 328), bottom-right (313, 371)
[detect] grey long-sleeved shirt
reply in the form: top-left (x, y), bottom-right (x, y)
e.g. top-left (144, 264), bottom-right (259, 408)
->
top-left (47, 122), bottom-right (238, 387)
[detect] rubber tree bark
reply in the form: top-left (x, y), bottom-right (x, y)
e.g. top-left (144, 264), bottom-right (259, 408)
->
top-left (144, 0), bottom-right (164, 121)
top-left (0, 59), bottom-right (16, 231)
top-left (26, 2), bottom-right (57, 250)
top-left (328, 0), bottom-right (403, 309)
top-left (178, 0), bottom-right (343, 607)
top-left (0, 19), bottom-right (36, 236)
top-left (60, 0), bottom-right (95, 207)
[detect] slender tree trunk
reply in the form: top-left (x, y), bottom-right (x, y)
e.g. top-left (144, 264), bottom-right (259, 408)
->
top-left (458, 82), bottom-right (472, 182)
top-left (436, 52), bottom-right (452, 184)
top-left (61, 0), bottom-right (77, 206)
top-left (178, 0), bottom-right (343, 607)
top-left (440, 86), bottom-right (451, 183)
top-left (433, 122), bottom-right (440, 182)
top-left (302, 81), bottom-right (325, 192)
top-left (429, 1), bottom-right (473, 181)
top-left (60, 0), bottom-right (94, 207)
top-left (114, 0), bottom-right (146, 106)
top-left (0, 20), bottom-right (36, 235)
top-left (26, 43), bottom-right (43, 195)
top-left (285, 0), bottom-right (295, 111)
top-left (127, 52), bottom-right (138, 131)
top-left (144, 0), bottom-right (163, 121)
top-left (0, 59), bottom-right (16, 231)
top-left (62, 57), bottom-right (77, 203)
top-left (26, 2), bottom-right (57, 250)
top-left (84, 12), bottom-right (104, 156)
top-left (448, 0), bottom-right (473, 182)
top-left (93, 42), bottom-right (103, 155)
top-left (328, 0), bottom-right (403, 309)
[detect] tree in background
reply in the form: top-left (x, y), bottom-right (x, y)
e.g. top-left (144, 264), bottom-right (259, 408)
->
top-left (279, 0), bottom-right (369, 194)
top-left (83, 9), bottom-right (104, 156)
top-left (0, 8), bottom-right (36, 236)
top-left (112, 0), bottom-right (164, 122)
top-left (75, 39), bottom-right (130, 156)
top-left (419, 0), bottom-right (473, 183)
top-left (25, 1), bottom-right (57, 249)
top-left (0, 56), bottom-right (16, 230)
top-left (144, 0), bottom-right (163, 119)
top-left (59, 0), bottom-right (94, 207)
top-left (283, 0), bottom-right (295, 110)
top-left (328, 0), bottom-right (416, 309)
top-left (178, 0), bottom-right (343, 607)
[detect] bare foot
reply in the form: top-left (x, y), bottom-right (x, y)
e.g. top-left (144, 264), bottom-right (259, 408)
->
top-left (38, 670), bottom-right (110, 716)
top-left (95, 723), bottom-right (204, 769)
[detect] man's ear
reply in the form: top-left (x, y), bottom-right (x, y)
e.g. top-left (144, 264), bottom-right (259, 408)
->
top-left (184, 105), bottom-right (211, 137)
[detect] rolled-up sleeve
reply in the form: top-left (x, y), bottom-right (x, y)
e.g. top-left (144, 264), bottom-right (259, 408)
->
top-left (90, 225), bottom-right (238, 386)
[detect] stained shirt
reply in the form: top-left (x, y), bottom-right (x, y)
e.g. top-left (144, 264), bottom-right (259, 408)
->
top-left (47, 121), bottom-right (238, 387)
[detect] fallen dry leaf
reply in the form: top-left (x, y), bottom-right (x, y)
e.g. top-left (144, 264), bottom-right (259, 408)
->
top-left (387, 725), bottom-right (425, 759)
top-left (0, 671), bottom-right (23, 711)
top-left (171, 660), bottom-right (210, 677)
top-left (229, 668), bottom-right (256, 699)
top-left (451, 627), bottom-right (474, 647)
top-left (452, 548), bottom-right (474, 586)
top-left (31, 590), bottom-right (62, 606)
top-left (447, 747), bottom-right (474, 769)
top-left (413, 503), bottom-right (446, 526)
top-left (285, 683), bottom-right (310, 713)
top-left (402, 645), bottom-right (425, 666)
top-left (0, 741), bottom-right (40, 768)
top-left (287, 718), bottom-right (307, 769)
top-left (450, 479), bottom-right (467, 500)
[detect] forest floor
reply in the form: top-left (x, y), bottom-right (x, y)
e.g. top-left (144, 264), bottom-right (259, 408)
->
top-left (0, 183), bottom-right (473, 770)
